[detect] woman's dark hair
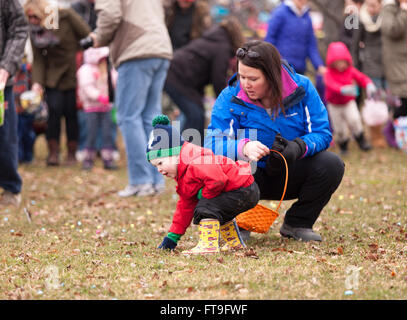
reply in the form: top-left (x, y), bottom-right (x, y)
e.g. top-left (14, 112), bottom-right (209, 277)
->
top-left (236, 40), bottom-right (284, 116)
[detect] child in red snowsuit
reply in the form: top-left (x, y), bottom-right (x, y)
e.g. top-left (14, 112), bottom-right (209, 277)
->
top-left (324, 41), bottom-right (377, 155)
top-left (147, 115), bottom-right (259, 255)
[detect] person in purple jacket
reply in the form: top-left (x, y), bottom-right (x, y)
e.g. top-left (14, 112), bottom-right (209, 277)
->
top-left (264, 0), bottom-right (326, 77)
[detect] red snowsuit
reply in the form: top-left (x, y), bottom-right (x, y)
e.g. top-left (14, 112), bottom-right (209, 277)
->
top-left (169, 142), bottom-right (254, 235)
top-left (324, 42), bottom-right (372, 105)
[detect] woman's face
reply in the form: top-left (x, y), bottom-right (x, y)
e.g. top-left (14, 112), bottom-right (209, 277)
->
top-left (238, 61), bottom-right (270, 101)
top-left (366, 0), bottom-right (381, 16)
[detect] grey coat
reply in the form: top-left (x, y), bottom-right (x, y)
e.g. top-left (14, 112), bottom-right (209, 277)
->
top-left (0, 0), bottom-right (29, 87)
top-left (381, 0), bottom-right (407, 97)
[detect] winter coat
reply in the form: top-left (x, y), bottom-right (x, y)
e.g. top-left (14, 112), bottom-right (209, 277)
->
top-left (165, 0), bottom-right (212, 50)
top-left (381, 0), bottom-right (407, 98)
top-left (204, 63), bottom-right (332, 170)
top-left (77, 47), bottom-right (117, 113)
top-left (169, 142), bottom-right (254, 235)
top-left (94, 0), bottom-right (172, 69)
top-left (351, 4), bottom-right (384, 79)
top-left (165, 25), bottom-right (235, 107)
top-left (324, 42), bottom-right (372, 105)
top-left (264, 1), bottom-right (324, 73)
top-left (0, 0), bottom-right (29, 87)
top-left (28, 8), bottom-right (91, 90)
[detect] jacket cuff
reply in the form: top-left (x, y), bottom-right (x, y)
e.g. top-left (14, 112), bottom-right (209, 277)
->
top-left (237, 138), bottom-right (251, 161)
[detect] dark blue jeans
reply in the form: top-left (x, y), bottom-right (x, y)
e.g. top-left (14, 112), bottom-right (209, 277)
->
top-left (0, 86), bottom-right (22, 194)
top-left (85, 111), bottom-right (113, 150)
top-left (18, 113), bottom-right (36, 163)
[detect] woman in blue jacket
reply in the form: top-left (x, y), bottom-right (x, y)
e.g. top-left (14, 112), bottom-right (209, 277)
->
top-left (204, 40), bottom-right (344, 242)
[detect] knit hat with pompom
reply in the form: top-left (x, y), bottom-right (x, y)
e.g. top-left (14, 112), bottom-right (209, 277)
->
top-left (146, 115), bottom-right (185, 162)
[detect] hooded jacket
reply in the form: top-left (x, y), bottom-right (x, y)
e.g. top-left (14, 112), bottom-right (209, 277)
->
top-left (165, 25), bottom-right (235, 107)
top-left (264, 1), bottom-right (324, 73)
top-left (77, 47), bottom-right (117, 112)
top-left (169, 142), bottom-right (254, 235)
top-left (324, 42), bottom-right (372, 105)
top-left (204, 63), bottom-right (332, 170)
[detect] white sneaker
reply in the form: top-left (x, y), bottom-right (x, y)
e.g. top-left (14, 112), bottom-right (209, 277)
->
top-left (117, 183), bottom-right (155, 197)
top-left (75, 150), bottom-right (86, 162)
top-left (0, 190), bottom-right (22, 207)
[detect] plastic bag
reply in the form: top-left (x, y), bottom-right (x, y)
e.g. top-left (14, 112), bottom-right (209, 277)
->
top-left (361, 98), bottom-right (389, 126)
top-left (394, 116), bottom-right (407, 154)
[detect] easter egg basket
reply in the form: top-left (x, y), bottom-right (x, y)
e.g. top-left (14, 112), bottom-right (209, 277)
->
top-left (236, 150), bottom-right (288, 234)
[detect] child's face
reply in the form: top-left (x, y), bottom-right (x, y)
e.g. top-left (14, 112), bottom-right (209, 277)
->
top-left (332, 60), bottom-right (349, 72)
top-left (150, 156), bottom-right (179, 179)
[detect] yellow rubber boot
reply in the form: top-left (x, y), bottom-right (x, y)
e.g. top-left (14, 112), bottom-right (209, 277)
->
top-left (182, 219), bottom-right (220, 255)
top-left (220, 219), bottom-right (246, 251)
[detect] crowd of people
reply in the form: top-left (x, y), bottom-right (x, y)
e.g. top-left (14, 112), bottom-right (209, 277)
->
top-left (1, 0), bottom-right (407, 247)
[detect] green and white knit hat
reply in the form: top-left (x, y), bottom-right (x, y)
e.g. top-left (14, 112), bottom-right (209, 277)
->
top-left (146, 115), bottom-right (185, 162)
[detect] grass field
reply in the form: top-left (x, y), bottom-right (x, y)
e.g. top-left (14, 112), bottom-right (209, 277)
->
top-left (0, 134), bottom-right (406, 300)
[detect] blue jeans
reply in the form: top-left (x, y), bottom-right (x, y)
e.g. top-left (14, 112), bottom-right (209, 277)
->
top-left (78, 109), bottom-right (118, 151)
top-left (116, 58), bottom-right (170, 186)
top-left (18, 113), bottom-right (36, 163)
top-left (0, 86), bottom-right (22, 194)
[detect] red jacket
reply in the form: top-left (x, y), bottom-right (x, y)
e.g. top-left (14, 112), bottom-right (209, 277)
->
top-left (169, 142), bottom-right (254, 235)
top-left (324, 42), bottom-right (372, 105)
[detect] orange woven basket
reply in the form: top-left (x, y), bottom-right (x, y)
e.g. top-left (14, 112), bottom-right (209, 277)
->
top-left (236, 149), bottom-right (288, 233)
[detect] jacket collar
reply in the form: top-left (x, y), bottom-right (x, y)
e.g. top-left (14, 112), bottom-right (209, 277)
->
top-left (285, 1), bottom-right (310, 17)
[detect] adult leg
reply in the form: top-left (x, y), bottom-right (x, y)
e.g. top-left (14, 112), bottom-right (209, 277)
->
top-left (45, 88), bottom-right (63, 165)
top-left (83, 112), bottom-right (98, 170)
top-left (255, 151), bottom-right (344, 229)
top-left (144, 58), bottom-right (170, 188)
top-left (116, 58), bottom-right (168, 196)
top-left (0, 86), bottom-right (22, 198)
top-left (63, 89), bottom-right (78, 165)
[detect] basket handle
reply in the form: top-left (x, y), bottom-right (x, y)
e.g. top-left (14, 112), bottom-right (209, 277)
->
top-left (269, 149), bottom-right (288, 212)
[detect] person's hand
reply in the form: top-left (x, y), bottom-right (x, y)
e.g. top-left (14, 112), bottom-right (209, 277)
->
top-left (158, 236), bottom-right (177, 250)
top-left (32, 82), bottom-right (44, 96)
top-left (366, 83), bottom-right (377, 99)
top-left (271, 133), bottom-right (307, 163)
top-left (0, 68), bottom-right (9, 90)
top-left (340, 84), bottom-right (358, 97)
top-left (98, 94), bottom-right (109, 105)
top-left (89, 32), bottom-right (100, 48)
top-left (317, 66), bottom-right (327, 75)
top-left (400, 1), bottom-right (407, 11)
top-left (242, 140), bottom-right (270, 162)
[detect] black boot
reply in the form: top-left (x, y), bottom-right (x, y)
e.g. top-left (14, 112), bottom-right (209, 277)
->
top-left (338, 139), bottom-right (349, 156)
top-left (355, 132), bottom-right (372, 151)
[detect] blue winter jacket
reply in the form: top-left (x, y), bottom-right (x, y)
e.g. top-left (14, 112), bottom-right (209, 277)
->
top-left (264, 3), bottom-right (323, 74)
top-left (204, 64), bottom-right (332, 169)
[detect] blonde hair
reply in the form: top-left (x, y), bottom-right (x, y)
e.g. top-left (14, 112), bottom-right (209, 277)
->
top-left (24, 0), bottom-right (51, 27)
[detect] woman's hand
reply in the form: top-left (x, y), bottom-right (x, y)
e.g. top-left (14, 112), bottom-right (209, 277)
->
top-left (243, 141), bottom-right (270, 162)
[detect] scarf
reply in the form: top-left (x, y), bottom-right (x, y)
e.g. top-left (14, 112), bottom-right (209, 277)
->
top-left (29, 24), bottom-right (60, 49)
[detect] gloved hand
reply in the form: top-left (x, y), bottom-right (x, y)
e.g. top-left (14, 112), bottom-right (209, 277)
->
top-left (158, 236), bottom-right (177, 250)
top-left (266, 134), bottom-right (306, 176)
top-left (366, 83), bottom-right (377, 99)
top-left (340, 84), bottom-right (359, 97)
top-left (271, 133), bottom-right (306, 163)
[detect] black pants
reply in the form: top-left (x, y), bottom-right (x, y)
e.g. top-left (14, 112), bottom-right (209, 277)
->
top-left (254, 150), bottom-right (345, 228)
top-left (193, 182), bottom-right (260, 225)
top-left (45, 88), bottom-right (78, 142)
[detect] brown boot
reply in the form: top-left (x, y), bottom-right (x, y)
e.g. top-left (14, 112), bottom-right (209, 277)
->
top-left (46, 139), bottom-right (60, 166)
top-left (65, 141), bottom-right (77, 166)
top-left (369, 125), bottom-right (387, 148)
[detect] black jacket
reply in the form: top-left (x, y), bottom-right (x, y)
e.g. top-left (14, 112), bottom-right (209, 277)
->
top-left (165, 25), bottom-right (233, 106)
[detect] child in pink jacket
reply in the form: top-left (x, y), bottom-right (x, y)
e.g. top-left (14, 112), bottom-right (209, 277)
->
top-left (77, 47), bottom-right (118, 170)
top-left (324, 41), bottom-right (377, 155)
